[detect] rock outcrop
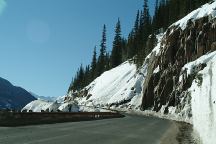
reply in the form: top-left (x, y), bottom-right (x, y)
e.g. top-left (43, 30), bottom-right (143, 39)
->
top-left (141, 16), bottom-right (216, 117)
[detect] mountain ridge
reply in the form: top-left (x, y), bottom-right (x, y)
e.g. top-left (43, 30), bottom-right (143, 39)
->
top-left (0, 77), bottom-right (36, 110)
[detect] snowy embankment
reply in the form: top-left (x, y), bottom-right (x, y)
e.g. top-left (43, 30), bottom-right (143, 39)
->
top-left (173, 2), bottom-right (216, 144)
top-left (186, 51), bottom-right (216, 144)
top-left (22, 100), bottom-right (60, 112)
top-left (22, 99), bottom-right (80, 112)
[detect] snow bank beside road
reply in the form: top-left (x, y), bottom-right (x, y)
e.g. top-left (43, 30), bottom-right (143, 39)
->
top-left (22, 100), bottom-right (60, 112)
top-left (188, 52), bottom-right (216, 144)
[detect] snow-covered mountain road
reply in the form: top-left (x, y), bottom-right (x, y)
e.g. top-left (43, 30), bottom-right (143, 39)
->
top-left (0, 115), bottom-right (194, 144)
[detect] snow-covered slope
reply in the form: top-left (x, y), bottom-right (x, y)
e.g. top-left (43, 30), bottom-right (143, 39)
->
top-left (77, 61), bottom-right (143, 108)
top-left (73, 33), bottom-right (163, 110)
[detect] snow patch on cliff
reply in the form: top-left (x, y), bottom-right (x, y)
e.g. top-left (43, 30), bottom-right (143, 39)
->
top-left (173, 1), bottom-right (216, 29)
top-left (182, 51), bottom-right (216, 76)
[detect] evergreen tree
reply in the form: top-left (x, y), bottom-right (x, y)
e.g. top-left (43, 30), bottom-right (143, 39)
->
top-left (97, 24), bottom-right (107, 76)
top-left (139, 10), bottom-right (144, 39)
top-left (83, 65), bottom-right (90, 86)
top-left (134, 10), bottom-right (140, 35)
top-left (77, 64), bottom-right (84, 89)
top-left (105, 52), bottom-right (110, 71)
top-left (128, 10), bottom-right (140, 59)
top-left (121, 38), bottom-right (128, 62)
top-left (136, 0), bottom-right (152, 67)
top-left (91, 46), bottom-right (97, 79)
top-left (152, 0), bottom-right (159, 31)
top-left (143, 0), bottom-right (152, 41)
top-left (70, 64), bottom-right (85, 90)
top-left (127, 31), bottom-right (135, 59)
top-left (111, 18), bottom-right (122, 68)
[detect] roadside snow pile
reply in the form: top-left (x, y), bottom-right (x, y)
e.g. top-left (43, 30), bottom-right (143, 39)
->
top-left (22, 98), bottom-right (108, 112)
top-left (58, 101), bottom-right (79, 112)
top-left (186, 51), bottom-right (216, 144)
top-left (22, 100), bottom-right (60, 112)
top-left (173, 0), bottom-right (216, 29)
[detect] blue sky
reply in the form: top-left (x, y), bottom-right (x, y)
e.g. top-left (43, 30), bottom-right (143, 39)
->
top-left (0, 0), bottom-right (155, 97)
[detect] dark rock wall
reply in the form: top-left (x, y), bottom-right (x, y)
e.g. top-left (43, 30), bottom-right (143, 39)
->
top-left (141, 16), bottom-right (216, 114)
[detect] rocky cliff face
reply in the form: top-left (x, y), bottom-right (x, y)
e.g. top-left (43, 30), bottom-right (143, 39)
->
top-left (141, 15), bottom-right (216, 116)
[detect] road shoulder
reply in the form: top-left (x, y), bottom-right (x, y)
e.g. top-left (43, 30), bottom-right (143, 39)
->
top-left (161, 121), bottom-right (198, 144)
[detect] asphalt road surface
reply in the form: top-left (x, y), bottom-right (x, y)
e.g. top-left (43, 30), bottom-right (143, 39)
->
top-left (0, 115), bottom-right (175, 144)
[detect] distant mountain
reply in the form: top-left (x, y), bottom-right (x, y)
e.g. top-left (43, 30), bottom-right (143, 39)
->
top-left (0, 77), bottom-right (36, 110)
top-left (29, 92), bottom-right (57, 102)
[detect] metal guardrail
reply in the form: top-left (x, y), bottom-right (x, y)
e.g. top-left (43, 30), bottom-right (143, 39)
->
top-left (0, 111), bottom-right (125, 127)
